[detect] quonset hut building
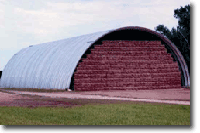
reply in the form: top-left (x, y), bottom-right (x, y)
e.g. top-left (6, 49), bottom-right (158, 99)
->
top-left (0, 26), bottom-right (190, 91)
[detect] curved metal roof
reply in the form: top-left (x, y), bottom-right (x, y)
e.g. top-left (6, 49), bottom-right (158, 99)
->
top-left (0, 26), bottom-right (190, 89)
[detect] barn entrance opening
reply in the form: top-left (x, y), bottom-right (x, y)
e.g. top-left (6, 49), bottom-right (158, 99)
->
top-left (70, 29), bottom-right (183, 91)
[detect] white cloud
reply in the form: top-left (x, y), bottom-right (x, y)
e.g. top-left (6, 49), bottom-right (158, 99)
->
top-left (13, 7), bottom-right (60, 35)
top-left (0, 0), bottom-right (191, 71)
top-left (0, 0), bottom-right (190, 43)
top-left (0, 1), bottom-right (5, 28)
top-left (0, 0), bottom-right (190, 68)
top-left (8, 0), bottom-right (189, 38)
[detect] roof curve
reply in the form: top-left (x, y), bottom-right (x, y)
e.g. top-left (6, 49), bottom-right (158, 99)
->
top-left (0, 26), bottom-right (190, 89)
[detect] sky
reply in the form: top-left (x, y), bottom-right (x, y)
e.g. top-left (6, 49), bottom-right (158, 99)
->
top-left (0, 0), bottom-right (191, 70)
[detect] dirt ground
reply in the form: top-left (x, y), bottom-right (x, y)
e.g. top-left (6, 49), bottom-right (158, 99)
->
top-left (75, 88), bottom-right (190, 100)
top-left (0, 88), bottom-right (190, 107)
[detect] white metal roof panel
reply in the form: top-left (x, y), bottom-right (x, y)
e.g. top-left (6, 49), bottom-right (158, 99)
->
top-left (0, 30), bottom-right (110, 89)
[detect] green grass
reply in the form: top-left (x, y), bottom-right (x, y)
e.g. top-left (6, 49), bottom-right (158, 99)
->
top-left (0, 103), bottom-right (190, 125)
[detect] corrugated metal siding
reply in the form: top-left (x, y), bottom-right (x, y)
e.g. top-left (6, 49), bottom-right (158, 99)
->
top-left (0, 30), bottom-right (110, 89)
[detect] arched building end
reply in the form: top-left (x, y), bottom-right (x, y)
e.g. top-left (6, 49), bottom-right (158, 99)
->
top-left (71, 26), bottom-right (190, 91)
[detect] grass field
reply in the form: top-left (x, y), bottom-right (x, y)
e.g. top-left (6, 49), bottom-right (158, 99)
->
top-left (0, 103), bottom-right (190, 125)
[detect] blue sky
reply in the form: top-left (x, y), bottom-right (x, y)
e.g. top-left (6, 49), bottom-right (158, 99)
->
top-left (0, 0), bottom-right (190, 70)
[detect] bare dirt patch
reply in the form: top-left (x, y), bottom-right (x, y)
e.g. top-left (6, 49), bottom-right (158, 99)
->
top-left (0, 91), bottom-right (164, 108)
top-left (0, 91), bottom-right (30, 102)
top-left (0, 88), bottom-right (190, 107)
top-left (66, 88), bottom-right (190, 101)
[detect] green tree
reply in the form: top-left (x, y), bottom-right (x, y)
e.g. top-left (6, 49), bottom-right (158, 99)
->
top-left (154, 4), bottom-right (190, 73)
top-left (174, 4), bottom-right (190, 46)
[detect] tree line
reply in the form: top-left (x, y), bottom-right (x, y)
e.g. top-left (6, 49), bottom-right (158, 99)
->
top-left (155, 4), bottom-right (190, 73)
